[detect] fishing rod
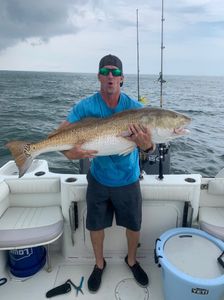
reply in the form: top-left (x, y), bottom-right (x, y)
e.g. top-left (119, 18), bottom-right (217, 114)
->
top-left (136, 8), bottom-right (144, 179)
top-left (136, 8), bottom-right (140, 102)
top-left (159, 0), bottom-right (166, 108)
top-left (137, 5), bottom-right (169, 179)
top-left (158, 0), bottom-right (168, 180)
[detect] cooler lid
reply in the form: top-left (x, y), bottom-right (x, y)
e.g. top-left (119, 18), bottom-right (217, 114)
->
top-left (164, 233), bottom-right (224, 279)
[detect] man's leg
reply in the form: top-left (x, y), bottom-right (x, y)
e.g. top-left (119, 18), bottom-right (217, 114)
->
top-left (90, 229), bottom-right (105, 268)
top-left (86, 172), bottom-right (112, 292)
top-left (126, 229), bottom-right (140, 266)
top-left (125, 228), bottom-right (149, 287)
top-left (87, 229), bottom-right (107, 292)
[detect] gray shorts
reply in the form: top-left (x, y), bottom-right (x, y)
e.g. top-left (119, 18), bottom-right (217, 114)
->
top-left (86, 172), bottom-right (142, 231)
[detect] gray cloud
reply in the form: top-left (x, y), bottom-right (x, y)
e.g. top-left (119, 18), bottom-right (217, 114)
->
top-left (1, 0), bottom-right (218, 53)
top-left (0, 0), bottom-right (90, 51)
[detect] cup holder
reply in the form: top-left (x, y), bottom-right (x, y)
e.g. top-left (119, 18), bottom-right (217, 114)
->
top-left (65, 177), bottom-right (77, 183)
top-left (35, 171), bottom-right (46, 177)
top-left (185, 177), bottom-right (196, 183)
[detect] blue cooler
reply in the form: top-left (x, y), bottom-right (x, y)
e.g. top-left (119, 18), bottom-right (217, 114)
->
top-left (8, 246), bottom-right (46, 277)
top-left (155, 228), bottom-right (224, 300)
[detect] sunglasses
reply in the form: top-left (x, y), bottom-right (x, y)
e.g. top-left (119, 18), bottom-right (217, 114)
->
top-left (99, 68), bottom-right (122, 77)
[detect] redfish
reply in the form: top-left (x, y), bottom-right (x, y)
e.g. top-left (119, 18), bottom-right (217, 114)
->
top-left (6, 107), bottom-right (191, 177)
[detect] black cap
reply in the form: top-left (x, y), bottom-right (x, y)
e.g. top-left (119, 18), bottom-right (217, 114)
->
top-left (99, 54), bottom-right (123, 74)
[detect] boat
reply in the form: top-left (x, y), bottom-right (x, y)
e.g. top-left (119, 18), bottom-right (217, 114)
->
top-left (1, 1), bottom-right (224, 299)
top-left (0, 159), bottom-right (224, 300)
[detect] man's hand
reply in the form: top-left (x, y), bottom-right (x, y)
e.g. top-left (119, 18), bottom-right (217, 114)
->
top-left (62, 144), bottom-right (98, 160)
top-left (58, 121), bottom-right (98, 160)
top-left (125, 124), bottom-right (154, 151)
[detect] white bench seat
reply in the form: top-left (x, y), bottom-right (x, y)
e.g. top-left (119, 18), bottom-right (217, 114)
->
top-left (0, 206), bottom-right (63, 249)
top-left (199, 207), bottom-right (224, 241)
top-left (199, 178), bottom-right (224, 241)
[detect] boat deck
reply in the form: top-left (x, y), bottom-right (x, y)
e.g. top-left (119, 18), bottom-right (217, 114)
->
top-left (1, 161), bottom-right (224, 300)
top-left (1, 252), bottom-right (164, 300)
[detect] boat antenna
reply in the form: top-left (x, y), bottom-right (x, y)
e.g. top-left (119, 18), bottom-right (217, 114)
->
top-left (158, 0), bottom-right (167, 180)
top-left (136, 8), bottom-right (140, 102)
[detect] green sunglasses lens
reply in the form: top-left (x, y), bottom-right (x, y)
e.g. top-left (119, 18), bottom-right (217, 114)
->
top-left (111, 69), bottom-right (122, 76)
top-left (99, 68), bottom-right (109, 75)
top-left (99, 68), bottom-right (122, 76)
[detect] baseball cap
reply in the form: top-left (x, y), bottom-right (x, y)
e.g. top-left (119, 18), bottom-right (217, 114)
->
top-left (99, 54), bottom-right (123, 74)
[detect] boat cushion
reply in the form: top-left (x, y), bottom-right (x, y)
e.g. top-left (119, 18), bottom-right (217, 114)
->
top-left (207, 179), bottom-right (224, 195)
top-left (6, 178), bottom-right (60, 194)
top-left (0, 206), bottom-right (63, 249)
top-left (199, 207), bottom-right (224, 240)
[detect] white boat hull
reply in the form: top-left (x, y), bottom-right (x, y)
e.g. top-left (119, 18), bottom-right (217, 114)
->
top-left (0, 160), bottom-right (224, 300)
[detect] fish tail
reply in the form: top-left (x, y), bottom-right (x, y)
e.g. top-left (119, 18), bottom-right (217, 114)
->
top-left (5, 141), bottom-right (35, 178)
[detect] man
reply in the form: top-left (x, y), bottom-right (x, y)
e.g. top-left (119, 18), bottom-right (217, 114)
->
top-left (60, 54), bottom-right (155, 292)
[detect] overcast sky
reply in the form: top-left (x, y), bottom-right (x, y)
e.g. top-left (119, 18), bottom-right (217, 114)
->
top-left (0, 0), bottom-right (223, 76)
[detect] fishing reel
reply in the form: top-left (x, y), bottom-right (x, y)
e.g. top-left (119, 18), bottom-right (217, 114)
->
top-left (139, 143), bottom-right (170, 179)
top-left (140, 143), bottom-right (170, 165)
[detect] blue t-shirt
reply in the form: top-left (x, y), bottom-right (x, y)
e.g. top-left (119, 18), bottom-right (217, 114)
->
top-left (67, 92), bottom-right (143, 187)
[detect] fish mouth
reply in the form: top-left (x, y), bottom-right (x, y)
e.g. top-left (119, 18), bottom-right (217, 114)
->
top-left (174, 127), bottom-right (190, 135)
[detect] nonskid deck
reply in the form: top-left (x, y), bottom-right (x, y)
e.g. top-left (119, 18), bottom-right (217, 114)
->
top-left (1, 252), bottom-right (163, 300)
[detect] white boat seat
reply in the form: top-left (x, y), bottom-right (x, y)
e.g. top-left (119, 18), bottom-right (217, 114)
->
top-left (0, 206), bottom-right (63, 249)
top-left (199, 207), bottom-right (224, 241)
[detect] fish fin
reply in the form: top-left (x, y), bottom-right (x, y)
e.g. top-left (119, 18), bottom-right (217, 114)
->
top-left (5, 141), bottom-right (34, 178)
top-left (119, 145), bottom-right (136, 156)
top-left (48, 117), bottom-right (99, 138)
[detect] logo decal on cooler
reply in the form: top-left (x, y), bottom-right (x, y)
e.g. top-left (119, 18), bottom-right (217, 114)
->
top-left (10, 248), bottom-right (33, 261)
top-left (192, 288), bottom-right (209, 295)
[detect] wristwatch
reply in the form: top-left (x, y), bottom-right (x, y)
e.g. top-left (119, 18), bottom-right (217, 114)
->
top-left (141, 143), bottom-right (156, 154)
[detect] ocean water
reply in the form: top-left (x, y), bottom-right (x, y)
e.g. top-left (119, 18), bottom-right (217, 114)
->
top-left (0, 70), bottom-right (223, 177)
